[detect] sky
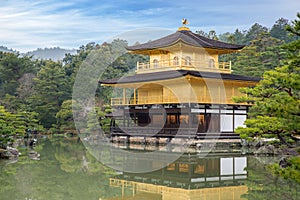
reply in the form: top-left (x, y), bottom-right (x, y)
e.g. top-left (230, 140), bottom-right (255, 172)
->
top-left (1, 0), bottom-right (300, 52)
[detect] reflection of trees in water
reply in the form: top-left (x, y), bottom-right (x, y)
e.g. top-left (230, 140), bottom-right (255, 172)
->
top-left (53, 138), bottom-right (113, 174)
top-left (0, 137), bottom-right (118, 200)
top-left (243, 157), bottom-right (300, 200)
top-left (0, 164), bottom-right (16, 198)
top-left (0, 139), bottom-right (45, 199)
top-left (54, 139), bottom-right (86, 173)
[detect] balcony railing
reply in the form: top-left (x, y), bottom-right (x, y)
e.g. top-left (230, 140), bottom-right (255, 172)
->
top-left (111, 95), bottom-right (235, 106)
top-left (136, 59), bottom-right (231, 73)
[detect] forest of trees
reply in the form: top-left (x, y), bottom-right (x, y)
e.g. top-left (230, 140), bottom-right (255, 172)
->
top-left (0, 14), bottom-right (299, 149)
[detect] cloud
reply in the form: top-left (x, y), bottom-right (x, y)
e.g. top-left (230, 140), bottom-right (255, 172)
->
top-left (0, 0), bottom-right (148, 52)
top-left (0, 0), bottom-right (299, 52)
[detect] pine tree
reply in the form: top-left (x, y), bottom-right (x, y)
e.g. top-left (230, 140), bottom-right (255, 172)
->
top-left (31, 60), bottom-right (71, 128)
top-left (0, 106), bottom-right (25, 148)
top-left (235, 14), bottom-right (300, 145)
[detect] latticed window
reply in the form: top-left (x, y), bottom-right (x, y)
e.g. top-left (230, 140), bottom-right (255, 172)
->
top-left (173, 56), bottom-right (179, 66)
top-left (185, 56), bottom-right (191, 65)
top-left (153, 59), bottom-right (159, 68)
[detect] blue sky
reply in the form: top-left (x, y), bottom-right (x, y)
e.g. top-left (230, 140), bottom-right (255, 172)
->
top-left (1, 0), bottom-right (299, 52)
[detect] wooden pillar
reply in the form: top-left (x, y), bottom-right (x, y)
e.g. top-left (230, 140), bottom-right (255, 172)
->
top-left (133, 88), bottom-right (136, 104)
top-left (204, 85), bottom-right (207, 103)
top-left (188, 163), bottom-right (193, 177)
top-left (233, 107), bottom-right (235, 131)
top-left (121, 181), bottom-right (125, 197)
top-left (188, 77), bottom-right (192, 105)
top-left (132, 184), bottom-right (136, 196)
top-left (218, 86), bottom-right (221, 104)
top-left (188, 108), bottom-right (192, 135)
top-left (180, 44), bottom-right (183, 67)
top-left (123, 88), bottom-right (126, 105)
top-left (134, 110), bottom-right (137, 126)
top-left (123, 109), bottom-right (125, 128)
top-left (142, 137), bottom-right (147, 145)
top-left (125, 136), bottom-right (130, 144)
top-left (233, 156), bottom-right (236, 181)
top-left (232, 86), bottom-right (235, 103)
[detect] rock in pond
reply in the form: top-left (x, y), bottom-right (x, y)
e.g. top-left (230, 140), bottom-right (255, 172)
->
top-left (28, 150), bottom-right (40, 160)
top-left (0, 147), bottom-right (20, 159)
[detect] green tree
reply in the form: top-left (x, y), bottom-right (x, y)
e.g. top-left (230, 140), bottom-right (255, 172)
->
top-left (244, 23), bottom-right (268, 44)
top-left (196, 30), bottom-right (219, 40)
top-left (85, 104), bottom-right (112, 136)
top-left (97, 104), bottom-right (112, 134)
top-left (233, 29), bottom-right (246, 45)
top-left (31, 60), bottom-right (71, 128)
top-left (0, 52), bottom-right (37, 98)
top-left (63, 42), bottom-right (99, 86)
top-left (219, 29), bottom-right (246, 45)
top-left (1, 73), bottom-right (37, 112)
top-left (208, 30), bottom-right (218, 40)
top-left (55, 100), bottom-right (80, 133)
top-left (286, 13), bottom-right (300, 37)
top-left (270, 18), bottom-right (293, 43)
top-left (232, 33), bottom-right (285, 77)
top-left (0, 106), bottom-right (25, 148)
top-left (235, 14), bottom-right (300, 145)
top-left (86, 109), bottom-right (100, 136)
top-left (195, 30), bottom-right (208, 37)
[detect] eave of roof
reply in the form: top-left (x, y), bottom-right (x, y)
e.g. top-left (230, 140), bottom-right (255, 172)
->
top-left (126, 30), bottom-right (244, 51)
top-left (99, 70), bottom-right (261, 85)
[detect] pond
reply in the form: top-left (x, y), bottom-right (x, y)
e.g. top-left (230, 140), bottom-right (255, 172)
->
top-left (0, 136), bottom-right (299, 200)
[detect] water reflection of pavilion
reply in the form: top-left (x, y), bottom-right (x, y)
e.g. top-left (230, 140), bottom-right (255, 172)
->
top-left (103, 154), bottom-right (248, 200)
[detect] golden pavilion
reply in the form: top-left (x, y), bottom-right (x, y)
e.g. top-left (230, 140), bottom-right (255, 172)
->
top-left (100, 21), bottom-right (259, 140)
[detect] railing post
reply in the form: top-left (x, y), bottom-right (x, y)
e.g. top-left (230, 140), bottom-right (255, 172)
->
top-left (137, 61), bottom-right (139, 71)
top-left (123, 88), bottom-right (126, 105)
top-left (229, 61), bottom-right (232, 70)
top-left (133, 88), bottom-right (136, 104)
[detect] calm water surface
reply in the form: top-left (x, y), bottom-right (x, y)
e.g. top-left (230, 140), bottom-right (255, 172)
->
top-left (0, 136), bottom-right (299, 200)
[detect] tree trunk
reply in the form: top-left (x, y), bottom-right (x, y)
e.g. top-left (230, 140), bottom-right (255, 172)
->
top-left (277, 133), bottom-right (292, 147)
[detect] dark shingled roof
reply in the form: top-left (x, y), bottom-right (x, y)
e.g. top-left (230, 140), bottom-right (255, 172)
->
top-left (127, 30), bottom-right (244, 51)
top-left (100, 70), bottom-right (261, 85)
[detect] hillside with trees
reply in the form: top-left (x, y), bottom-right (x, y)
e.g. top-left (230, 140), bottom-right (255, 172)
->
top-left (0, 46), bottom-right (77, 61)
top-left (26, 47), bottom-right (77, 61)
top-left (0, 46), bottom-right (17, 54)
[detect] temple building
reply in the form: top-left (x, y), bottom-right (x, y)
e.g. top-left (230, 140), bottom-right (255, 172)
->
top-left (100, 21), bottom-right (260, 140)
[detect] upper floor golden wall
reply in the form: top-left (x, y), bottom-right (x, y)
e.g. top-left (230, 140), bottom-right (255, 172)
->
top-left (132, 42), bottom-right (234, 74)
top-left (110, 76), bottom-right (256, 106)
